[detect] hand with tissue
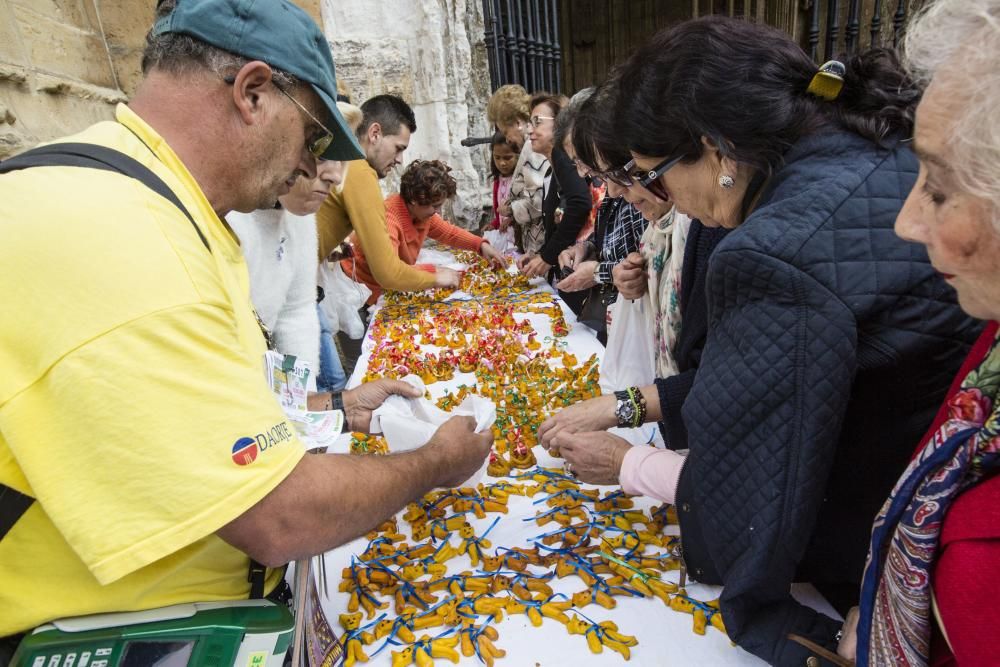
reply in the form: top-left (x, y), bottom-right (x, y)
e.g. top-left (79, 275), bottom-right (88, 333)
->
top-left (370, 374), bottom-right (498, 488)
top-left (342, 378), bottom-right (423, 433)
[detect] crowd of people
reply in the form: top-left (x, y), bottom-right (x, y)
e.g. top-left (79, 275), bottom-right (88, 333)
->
top-left (1, 0), bottom-right (999, 665)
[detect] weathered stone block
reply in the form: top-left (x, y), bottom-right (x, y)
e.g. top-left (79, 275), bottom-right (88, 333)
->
top-left (85, 0), bottom-right (155, 95)
top-left (0, 1), bottom-right (28, 63)
top-left (323, 0), bottom-right (491, 229)
top-left (12, 4), bottom-right (116, 88)
top-left (10, 0), bottom-right (93, 27)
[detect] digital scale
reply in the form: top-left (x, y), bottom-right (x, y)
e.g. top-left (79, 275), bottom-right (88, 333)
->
top-left (9, 600), bottom-right (293, 667)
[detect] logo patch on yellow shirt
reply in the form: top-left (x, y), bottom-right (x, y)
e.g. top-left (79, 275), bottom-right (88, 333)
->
top-left (231, 422), bottom-right (294, 466)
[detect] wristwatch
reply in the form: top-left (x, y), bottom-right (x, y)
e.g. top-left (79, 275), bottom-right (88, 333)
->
top-left (614, 389), bottom-right (637, 428)
top-left (593, 262), bottom-right (603, 285)
top-left (614, 387), bottom-right (647, 428)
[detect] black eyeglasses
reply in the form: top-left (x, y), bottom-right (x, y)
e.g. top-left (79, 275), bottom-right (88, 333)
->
top-left (601, 159), bottom-right (636, 188)
top-left (574, 158), bottom-right (636, 188)
top-left (631, 154), bottom-right (685, 200)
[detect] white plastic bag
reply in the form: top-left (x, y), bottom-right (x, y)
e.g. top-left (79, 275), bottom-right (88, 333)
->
top-left (601, 296), bottom-right (662, 446)
top-left (483, 227), bottom-right (516, 255)
top-left (318, 260), bottom-right (371, 340)
top-left (369, 375), bottom-right (496, 488)
top-left (600, 296), bottom-right (656, 393)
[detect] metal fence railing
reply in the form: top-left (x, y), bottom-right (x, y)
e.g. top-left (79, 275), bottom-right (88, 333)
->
top-left (482, 0), bottom-right (562, 93)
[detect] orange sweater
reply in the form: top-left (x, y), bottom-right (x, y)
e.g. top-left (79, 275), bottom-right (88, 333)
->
top-left (342, 194), bottom-right (484, 302)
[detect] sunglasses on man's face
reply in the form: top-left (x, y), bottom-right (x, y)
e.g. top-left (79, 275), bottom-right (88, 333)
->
top-left (272, 83), bottom-right (335, 158)
top-left (223, 74), bottom-right (334, 158)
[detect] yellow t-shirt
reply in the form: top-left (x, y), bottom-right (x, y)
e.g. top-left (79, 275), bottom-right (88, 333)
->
top-left (0, 105), bottom-right (305, 636)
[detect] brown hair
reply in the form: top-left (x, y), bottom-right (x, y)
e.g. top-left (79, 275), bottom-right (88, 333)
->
top-left (487, 84), bottom-right (531, 127)
top-left (399, 160), bottom-right (458, 205)
top-left (529, 92), bottom-right (568, 119)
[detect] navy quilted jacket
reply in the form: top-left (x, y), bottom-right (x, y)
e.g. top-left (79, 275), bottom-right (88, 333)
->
top-left (675, 130), bottom-right (981, 665)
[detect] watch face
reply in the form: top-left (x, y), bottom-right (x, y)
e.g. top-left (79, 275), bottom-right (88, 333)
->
top-left (617, 400), bottom-right (636, 424)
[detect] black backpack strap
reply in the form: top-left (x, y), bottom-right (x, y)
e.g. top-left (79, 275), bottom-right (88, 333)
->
top-left (0, 484), bottom-right (33, 542)
top-left (248, 559), bottom-right (267, 599)
top-left (0, 142), bottom-right (210, 252)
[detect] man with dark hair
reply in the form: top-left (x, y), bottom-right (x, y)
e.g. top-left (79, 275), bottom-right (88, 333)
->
top-left (356, 94), bottom-right (417, 171)
top-left (0, 0), bottom-right (490, 649)
top-left (317, 94), bottom-right (460, 372)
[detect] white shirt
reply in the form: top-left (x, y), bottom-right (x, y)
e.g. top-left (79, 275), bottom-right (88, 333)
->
top-left (227, 208), bottom-right (320, 376)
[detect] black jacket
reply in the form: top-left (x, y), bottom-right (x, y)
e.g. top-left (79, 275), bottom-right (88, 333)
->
top-left (539, 145), bottom-right (591, 266)
top-left (654, 220), bottom-right (728, 448)
top-left (675, 131), bottom-right (982, 665)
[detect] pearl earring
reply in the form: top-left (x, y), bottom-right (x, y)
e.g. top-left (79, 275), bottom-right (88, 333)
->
top-left (719, 175), bottom-right (735, 189)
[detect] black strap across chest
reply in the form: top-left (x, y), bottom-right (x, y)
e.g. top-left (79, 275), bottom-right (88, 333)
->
top-left (0, 142), bottom-right (210, 251)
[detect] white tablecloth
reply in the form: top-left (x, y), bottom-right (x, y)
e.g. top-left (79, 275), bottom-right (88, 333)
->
top-left (314, 251), bottom-right (840, 666)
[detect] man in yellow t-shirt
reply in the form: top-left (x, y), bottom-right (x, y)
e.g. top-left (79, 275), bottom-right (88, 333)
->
top-left (0, 0), bottom-right (491, 648)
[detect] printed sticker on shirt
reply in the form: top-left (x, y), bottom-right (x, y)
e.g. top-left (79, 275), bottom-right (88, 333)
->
top-left (231, 437), bottom-right (258, 466)
top-left (231, 422), bottom-right (294, 466)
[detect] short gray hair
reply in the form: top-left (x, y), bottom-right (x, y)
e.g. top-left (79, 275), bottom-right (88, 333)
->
top-left (142, 0), bottom-right (298, 89)
top-left (553, 87), bottom-right (595, 154)
top-left (905, 0), bottom-right (1000, 226)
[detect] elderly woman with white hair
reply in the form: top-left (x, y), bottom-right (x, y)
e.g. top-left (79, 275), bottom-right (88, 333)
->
top-left (833, 1), bottom-right (1000, 665)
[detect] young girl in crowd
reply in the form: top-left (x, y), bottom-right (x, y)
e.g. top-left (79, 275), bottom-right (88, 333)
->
top-left (487, 132), bottom-right (519, 253)
top-left (487, 84), bottom-right (549, 255)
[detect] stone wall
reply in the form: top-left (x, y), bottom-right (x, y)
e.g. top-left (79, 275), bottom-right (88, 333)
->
top-left (0, 0), bottom-right (141, 158)
top-left (322, 0), bottom-right (493, 230)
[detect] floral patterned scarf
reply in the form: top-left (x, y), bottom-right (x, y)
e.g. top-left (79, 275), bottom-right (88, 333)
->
top-left (639, 207), bottom-right (691, 377)
top-left (858, 325), bottom-right (1000, 666)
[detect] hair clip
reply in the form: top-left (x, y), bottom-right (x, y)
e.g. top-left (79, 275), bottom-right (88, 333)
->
top-left (806, 60), bottom-right (846, 101)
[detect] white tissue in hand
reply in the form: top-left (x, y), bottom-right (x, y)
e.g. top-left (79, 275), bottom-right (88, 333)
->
top-left (369, 375), bottom-right (496, 487)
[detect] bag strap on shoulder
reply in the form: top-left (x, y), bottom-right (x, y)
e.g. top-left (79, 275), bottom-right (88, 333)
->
top-left (0, 142), bottom-right (210, 252)
top-left (0, 485), bottom-right (33, 543)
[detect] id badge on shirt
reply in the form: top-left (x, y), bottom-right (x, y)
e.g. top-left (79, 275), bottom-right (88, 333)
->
top-left (264, 351), bottom-right (344, 449)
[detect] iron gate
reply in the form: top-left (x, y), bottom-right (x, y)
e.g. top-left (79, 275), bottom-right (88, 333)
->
top-left (482, 0), bottom-right (562, 92)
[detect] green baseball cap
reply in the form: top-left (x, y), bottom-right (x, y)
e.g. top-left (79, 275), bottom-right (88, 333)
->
top-left (153, 0), bottom-right (364, 161)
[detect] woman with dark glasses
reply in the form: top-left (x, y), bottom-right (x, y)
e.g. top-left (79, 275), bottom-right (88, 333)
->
top-left (540, 80), bottom-right (727, 482)
top-left (550, 15), bottom-right (982, 667)
top-left (549, 87), bottom-right (648, 341)
top-left (514, 93), bottom-right (593, 301)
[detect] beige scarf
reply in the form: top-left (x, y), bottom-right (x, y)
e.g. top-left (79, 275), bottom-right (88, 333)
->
top-left (639, 207), bottom-right (691, 378)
